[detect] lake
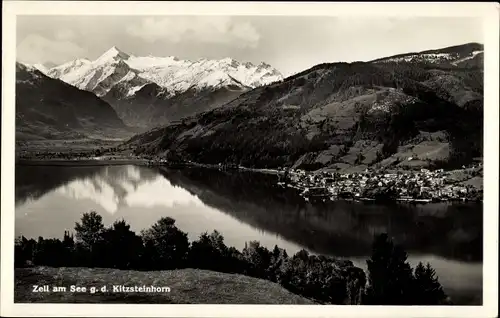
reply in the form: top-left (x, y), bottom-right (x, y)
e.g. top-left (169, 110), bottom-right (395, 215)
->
top-left (15, 164), bottom-right (483, 304)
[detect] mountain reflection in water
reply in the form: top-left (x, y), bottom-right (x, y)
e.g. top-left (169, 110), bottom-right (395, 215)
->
top-left (15, 164), bottom-right (483, 304)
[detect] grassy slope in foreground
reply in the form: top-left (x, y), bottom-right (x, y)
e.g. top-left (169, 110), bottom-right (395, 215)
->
top-left (15, 267), bottom-right (315, 304)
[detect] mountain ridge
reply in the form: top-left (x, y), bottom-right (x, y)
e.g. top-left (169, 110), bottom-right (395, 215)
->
top-left (119, 42), bottom-right (483, 171)
top-left (15, 62), bottom-right (132, 141)
top-left (43, 47), bottom-right (283, 96)
top-left (42, 47), bottom-right (283, 128)
top-left (371, 42), bottom-right (484, 69)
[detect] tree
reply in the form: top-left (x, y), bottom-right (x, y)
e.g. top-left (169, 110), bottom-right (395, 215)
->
top-left (344, 266), bottom-right (367, 305)
top-left (413, 262), bottom-right (447, 305)
top-left (364, 233), bottom-right (415, 305)
top-left (242, 241), bottom-right (273, 279)
top-left (74, 211), bottom-right (105, 267)
top-left (188, 230), bottom-right (229, 272)
top-left (141, 217), bottom-right (189, 269)
top-left (268, 245), bottom-right (288, 282)
top-left (15, 236), bottom-right (36, 267)
top-left (61, 230), bottom-right (75, 266)
top-left (33, 237), bottom-right (66, 267)
top-left (276, 250), bottom-right (357, 304)
top-left (224, 246), bottom-right (251, 275)
top-left (62, 231), bottom-right (74, 249)
top-left (74, 211), bottom-right (105, 251)
top-left (97, 220), bottom-right (144, 269)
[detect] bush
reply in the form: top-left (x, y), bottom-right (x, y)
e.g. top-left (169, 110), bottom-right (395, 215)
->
top-left (277, 250), bottom-right (355, 304)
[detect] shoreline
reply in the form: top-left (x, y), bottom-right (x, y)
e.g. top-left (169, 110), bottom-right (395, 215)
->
top-left (15, 158), bottom-right (150, 166)
top-left (15, 158), bottom-right (283, 175)
top-left (15, 157), bottom-right (482, 204)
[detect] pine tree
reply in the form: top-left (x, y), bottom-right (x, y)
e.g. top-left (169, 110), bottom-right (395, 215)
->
top-left (364, 233), bottom-right (415, 305)
top-left (413, 262), bottom-right (447, 305)
top-left (62, 231), bottom-right (74, 248)
top-left (62, 230), bottom-right (75, 266)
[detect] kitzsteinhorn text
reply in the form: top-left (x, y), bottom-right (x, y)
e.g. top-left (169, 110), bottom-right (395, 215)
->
top-left (112, 285), bottom-right (171, 293)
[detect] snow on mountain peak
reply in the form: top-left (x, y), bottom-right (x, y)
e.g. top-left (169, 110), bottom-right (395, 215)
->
top-left (16, 62), bottom-right (46, 84)
top-left (95, 46), bottom-right (131, 64)
top-left (24, 63), bottom-right (50, 74)
top-left (221, 57), bottom-right (237, 64)
top-left (44, 50), bottom-right (284, 99)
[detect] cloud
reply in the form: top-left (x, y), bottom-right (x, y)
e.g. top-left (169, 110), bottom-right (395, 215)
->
top-left (323, 17), bottom-right (407, 35)
top-left (126, 16), bottom-right (261, 48)
top-left (54, 28), bottom-right (76, 41)
top-left (124, 177), bottom-right (203, 209)
top-left (16, 33), bottom-right (86, 64)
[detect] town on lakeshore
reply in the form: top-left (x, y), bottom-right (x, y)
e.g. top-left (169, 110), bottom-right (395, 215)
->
top-left (276, 165), bottom-right (483, 203)
top-left (17, 149), bottom-right (483, 204)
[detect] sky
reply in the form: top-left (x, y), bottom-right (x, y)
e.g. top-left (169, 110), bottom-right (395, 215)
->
top-left (16, 16), bottom-right (484, 77)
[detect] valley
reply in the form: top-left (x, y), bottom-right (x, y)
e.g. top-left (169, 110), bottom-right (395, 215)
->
top-left (16, 43), bottom-right (485, 188)
top-left (15, 63), bottom-right (135, 142)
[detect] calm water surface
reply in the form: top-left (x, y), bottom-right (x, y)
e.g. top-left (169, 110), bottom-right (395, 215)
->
top-left (15, 164), bottom-right (483, 304)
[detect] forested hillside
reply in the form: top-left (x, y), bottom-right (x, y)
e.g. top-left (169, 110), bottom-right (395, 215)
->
top-left (121, 43), bottom-right (483, 171)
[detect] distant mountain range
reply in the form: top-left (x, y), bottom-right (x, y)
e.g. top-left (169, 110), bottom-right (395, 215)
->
top-left (32, 47), bottom-right (283, 128)
top-left (17, 42), bottom-right (484, 171)
top-left (15, 63), bottom-right (130, 141)
top-left (122, 43), bottom-right (484, 171)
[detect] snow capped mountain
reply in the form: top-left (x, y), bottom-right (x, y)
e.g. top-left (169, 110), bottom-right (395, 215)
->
top-left (94, 46), bottom-right (130, 65)
top-left (46, 50), bottom-right (146, 97)
top-left (40, 46), bottom-right (283, 128)
top-left (48, 58), bottom-right (92, 78)
top-left (16, 63), bottom-right (45, 83)
top-left (45, 46), bottom-right (283, 98)
top-left (24, 63), bottom-right (52, 74)
top-left (128, 56), bottom-right (282, 93)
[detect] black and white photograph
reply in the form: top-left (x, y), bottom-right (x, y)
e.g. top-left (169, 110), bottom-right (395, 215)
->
top-left (1, 1), bottom-right (498, 317)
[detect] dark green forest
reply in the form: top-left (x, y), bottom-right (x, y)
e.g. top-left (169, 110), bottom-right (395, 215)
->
top-left (124, 58), bottom-right (483, 171)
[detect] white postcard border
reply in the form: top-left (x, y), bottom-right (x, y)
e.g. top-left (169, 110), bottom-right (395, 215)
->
top-left (1, 2), bottom-right (498, 317)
